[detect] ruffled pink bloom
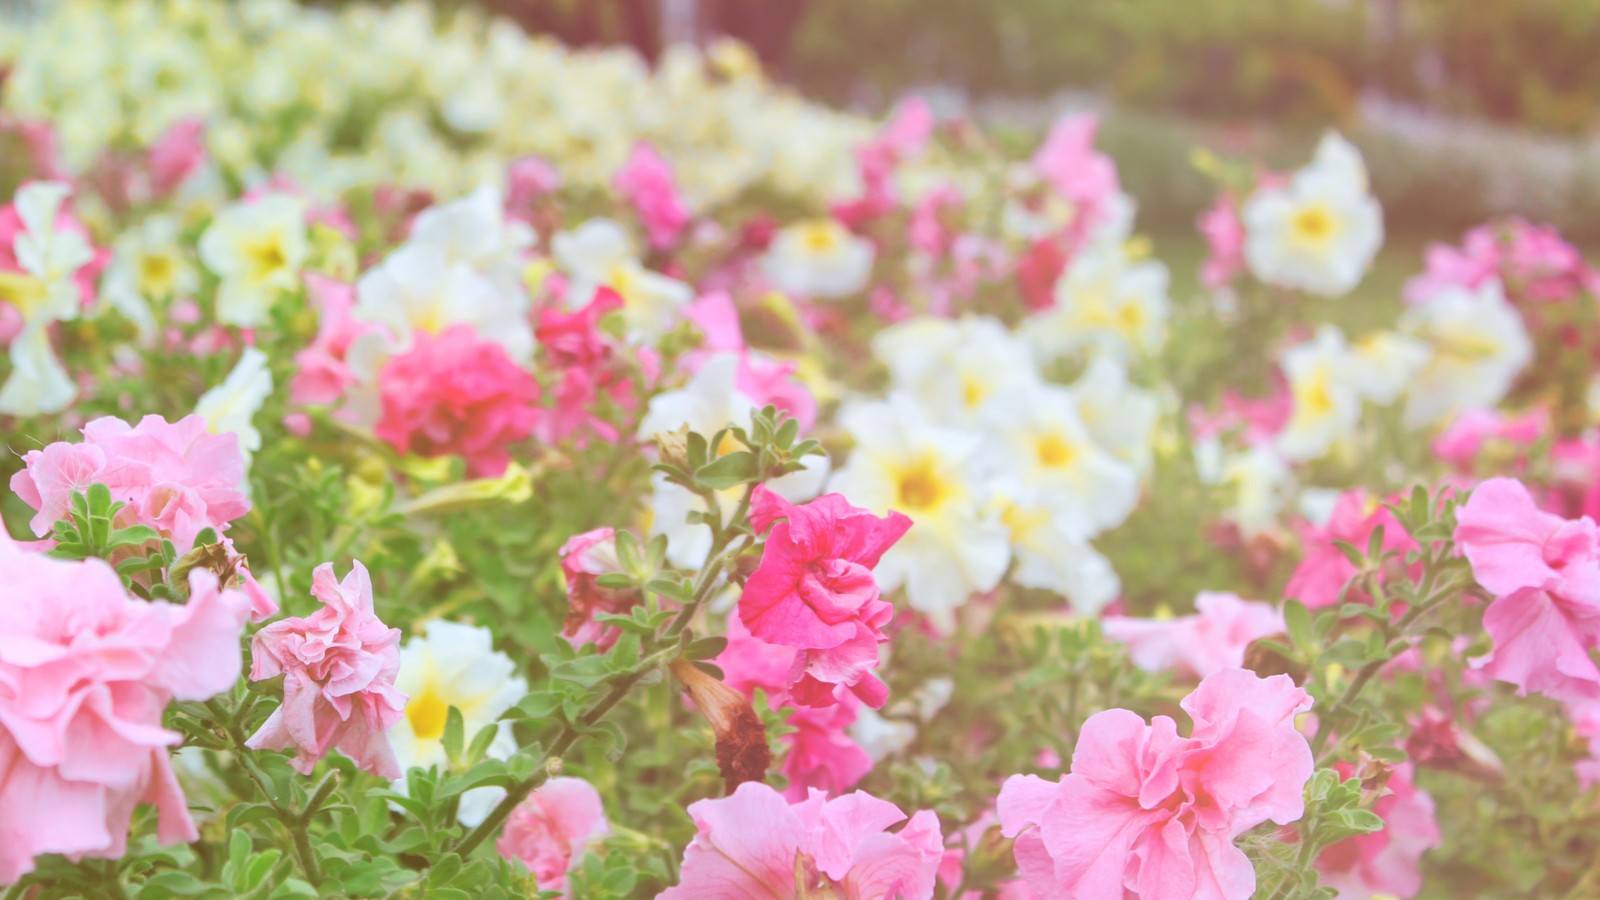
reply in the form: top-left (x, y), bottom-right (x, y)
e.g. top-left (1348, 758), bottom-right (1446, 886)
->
top-left (558, 528), bottom-right (640, 651)
top-left (717, 613), bottom-right (874, 800)
top-left (289, 275), bottom-right (378, 407)
top-left (1198, 196), bottom-right (1246, 291)
top-left (1316, 764), bottom-right (1440, 899)
top-left (1454, 477), bottom-right (1600, 703)
top-left (998, 669), bottom-right (1314, 900)
top-left (1030, 113), bottom-right (1120, 235)
top-left (1286, 491), bottom-right (1419, 610)
top-left (374, 325), bottom-right (539, 476)
top-left (1102, 592), bottom-right (1284, 680)
top-left (495, 777), bottom-right (609, 893)
top-left (741, 486), bottom-right (912, 709)
top-left (0, 533), bottom-right (250, 885)
top-left (660, 781), bottom-right (944, 900)
top-left (613, 142), bottom-right (690, 250)
top-left (245, 561), bottom-right (406, 777)
top-left (534, 287), bottom-right (641, 447)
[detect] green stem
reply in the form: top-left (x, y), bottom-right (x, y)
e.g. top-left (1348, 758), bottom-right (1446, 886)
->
top-left (204, 699), bottom-right (323, 887)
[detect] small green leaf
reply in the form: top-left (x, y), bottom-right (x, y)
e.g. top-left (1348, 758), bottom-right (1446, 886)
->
top-left (694, 451), bottom-right (759, 490)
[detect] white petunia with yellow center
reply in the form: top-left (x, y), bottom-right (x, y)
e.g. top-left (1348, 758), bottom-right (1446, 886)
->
top-left (1347, 330), bottom-right (1431, 406)
top-left (101, 214), bottom-right (195, 344)
top-left (1276, 326), bottom-right (1364, 462)
top-left (198, 193), bottom-right (308, 327)
top-left (829, 394), bottom-right (1009, 628)
top-left (1401, 279), bottom-right (1533, 427)
top-left (1242, 132), bottom-right (1382, 297)
top-left (553, 217), bottom-right (693, 342)
top-left (390, 621), bottom-right (528, 828)
top-left (196, 347), bottom-right (273, 473)
top-left (990, 476), bottom-right (1121, 615)
top-left (0, 181), bottom-right (94, 416)
top-left (872, 316), bottom-right (1041, 428)
top-left (1022, 241), bottom-right (1170, 362)
top-left (638, 354), bottom-right (828, 569)
top-left (349, 242), bottom-right (533, 365)
top-left (405, 183), bottom-right (533, 296)
top-left (1066, 352), bottom-right (1161, 476)
top-left (761, 217), bottom-right (875, 300)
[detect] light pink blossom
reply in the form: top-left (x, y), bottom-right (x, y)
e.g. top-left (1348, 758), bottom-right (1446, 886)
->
top-left (0, 533), bottom-right (250, 885)
top-left (558, 528), bottom-right (639, 651)
top-left (245, 561), bottom-right (407, 777)
top-left (1198, 196), bottom-right (1246, 291)
top-left (495, 777), bottom-right (609, 893)
top-left (1102, 592), bottom-right (1285, 680)
top-left (1315, 763), bottom-right (1439, 899)
top-left (289, 274), bottom-right (378, 407)
top-left (998, 669), bottom-right (1314, 900)
top-left (1286, 491), bottom-right (1418, 610)
top-left (374, 324), bottom-right (539, 476)
top-left (613, 143), bottom-right (690, 250)
top-left (1030, 113), bottom-right (1120, 235)
top-left (741, 486), bottom-right (912, 709)
top-left (660, 781), bottom-right (944, 900)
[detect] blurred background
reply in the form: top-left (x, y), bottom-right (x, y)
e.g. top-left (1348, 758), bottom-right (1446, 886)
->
top-left (470, 0), bottom-right (1600, 261)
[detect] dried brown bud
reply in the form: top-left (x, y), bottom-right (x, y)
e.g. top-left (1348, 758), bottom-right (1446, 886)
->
top-left (670, 657), bottom-right (771, 794)
top-left (1242, 634), bottom-right (1307, 685)
top-left (655, 425), bottom-right (693, 470)
top-left (169, 542), bottom-right (246, 596)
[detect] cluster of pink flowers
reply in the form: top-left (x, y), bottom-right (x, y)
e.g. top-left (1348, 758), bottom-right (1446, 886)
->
top-left (1197, 195), bottom-right (1246, 291)
top-left (1406, 218), bottom-right (1596, 307)
top-left (832, 97), bottom-right (934, 227)
top-left (660, 781), bottom-right (944, 899)
top-left (1286, 490), bottom-right (1419, 610)
top-left (681, 291), bottom-right (817, 431)
top-left (1103, 591), bottom-right (1284, 680)
top-left (1453, 477), bottom-right (1600, 704)
top-left (534, 286), bottom-right (652, 447)
top-left (1314, 763), bottom-right (1440, 899)
top-left (612, 142), bottom-right (690, 250)
top-left (998, 669), bottom-right (1314, 900)
top-left (245, 561), bottom-right (407, 777)
top-left (556, 526), bottom-right (637, 651)
top-left (739, 485), bottom-right (912, 708)
top-left (374, 324), bottom-right (540, 476)
top-left (496, 777), bottom-right (609, 893)
top-left (0, 533), bottom-right (251, 885)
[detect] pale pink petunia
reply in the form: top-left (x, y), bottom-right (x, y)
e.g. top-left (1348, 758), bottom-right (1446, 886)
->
top-left (660, 781), bottom-right (944, 900)
top-left (1316, 763), bottom-right (1440, 899)
top-left (145, 118), bottom-right (207, 199)
top-left (557, 527), bottom-right (639, 651)
top-left (1286, 491), bottom-right (1419, 610)
top-left (1030, 113), bottom-right (1120, 235)
top-left (1432, 407), bottom-right (1547, 475)
top-left (374, 324), bottom-right (540, 476)
top-left (1102, 592), bottom-right (1285, 680)
top-left (740, 486), bottom-right (912, 709)
top-left (998, 669), bottom-right (1314, 900)
top-left (613, 142), bottom-right (690, 250)
top-left (680, 291), bottom-right (819, 432)
top-left (1454, 477), bottom-right (1600, 703)
top-left (245, 561), bottom-right (407, 777)
top-left (495, 776), bottom-right (609, 894)
top-left (0, 532), bottom-right (250, 885)
top-left (1198, 196), bottom-right (1246, 291)
top-left (289, 274), bottom-right (380, 407)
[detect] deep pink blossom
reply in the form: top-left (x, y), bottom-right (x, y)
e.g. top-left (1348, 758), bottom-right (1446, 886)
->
top-left (1407, 218), bottom-right (1592, 307)
top-left (1286, 491), bottom-right (1419, 610)
top-left (290, 275), bottom-right (378, 407)
top-left (832, 97), bottom-right (935, 227)
top-left (1198, 196), bottom-right (1246, 291)
top-left (1454, 477), bottom-right (1600, 703)
top-left (245, 561), bottom-right (407, 777)
top-left (1315, 763), bottom-right (1439, 899)
top-left (375, 325), bottom-right (539, 476)
top-left (741, 486), bottom-right (912, 709)
top-left (534, 287), bottom-right (641, 447)
top-left (613, 143), bottom-right (690, 250)
top-left (1103, 592), bottom-right (1285, 680)
top-left (660, 781), bottom-right (944, 900)
top-left (495, 777), bottom-right (608, 893)
top-left (998, 669), bottom-right (1314, 900)
top-left (0, 533), bottom-right (250, 885)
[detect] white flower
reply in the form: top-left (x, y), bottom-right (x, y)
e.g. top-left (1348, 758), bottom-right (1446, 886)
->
top-left (829, 394), bottom-right (1009, 627)
top-left (1067, 353), bottom-right (1160, 475)
top-left (406, 184), bottom-right (532, 295)
top-left (991, 476), bottom-right (1121, 615)
top-left (0, 181), bottom-right (94, 415)
top-left (761, 218), bottom-right (874, 299)
top-left (553, 217), bottom-right (693, 341)
top-left (198, 194), bottom-right (308, 327)
top-left (390, 621), bottom-right (528, 828)
top-left (1242, 132), bottom-right (1383, 297)
top-left (982, 383), bottom-right (1141, 539)
top-left (1022, 241), bottom-right (1170, 361)
top-left (196, 347), bottom-right (273, 471)
top-left (1215, 444), bottom-right (1292, 537)
top-left (1401, 279), bottom-right (1533, 427)
top-left (1346, 330), bottom-right (1431, 406)
top-left (871, 316), bottom-right (1040, 427)
top-left (101, 214), bottom-right (196, 344)
top-left (1276, 326), bottom-right (1363, 462)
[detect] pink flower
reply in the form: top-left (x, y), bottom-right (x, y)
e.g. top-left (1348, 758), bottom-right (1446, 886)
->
top-left (613, 143), bottom-right (690, 250)
top-left (740, 486), bottom-right (912, 709)
top-left (1432, 407), bottom-right (1547, 475)
top-left (145, 118), bottom-right (207, 199)
top-left (495, 777), bottom-right (609, 893)
top-left (1030, 113), bottom-right (1120, 234)
top-left (1102, 592), bottom-right (1285, 680)
top-left (534, 287), bottom-right (642, 447)
top-left (660, 781), bottom-right (944, 900)
top-left (1315, 763), bottom-right (1439, 899)
top-left (1198, 196), bottom-right (1246, 291)
top-left (1453, 477), bottom-right (1600, 703)
top-left (680, 291), bottom-right (819, 431)
top-left (1407, 218), bottom-right (1593, 307)
top-left (0, 533), bottom-right (250, 885)
top-left (558, 528), bottom-right (639, 651)
top-left (245, 561), bottom-right (407, 777)
top-left (998, 669), bottom-right (1313, 900)
top-left (832, 97), bottom-right (935, 226)
top-left (717, 613), bottom-right (874, 800)
top-left (1286, 491), bottom-right (1419, 610)
top-left (289, 275), bottom-right (378, 407)
top-left (506, 155), bottom-right (561, 219)
top-left (11, 414), bottom-right (251, 552)
top-left (374, 325), bottom-right (540, 476)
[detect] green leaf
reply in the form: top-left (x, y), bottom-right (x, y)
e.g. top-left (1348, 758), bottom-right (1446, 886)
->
top-left (442, 705), bottom-right (466, 767)
top-left (694, 451), bottom-right (759, 490)
top-left (685, 636), bottom-right (728, 660)
top-left (1283, 599), bottom-right (1313, 652)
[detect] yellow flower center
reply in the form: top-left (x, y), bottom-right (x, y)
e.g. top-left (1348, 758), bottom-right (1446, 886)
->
top-left (1035, 433), bottom-right (1076, 469)
top-left (407, 687), bottom-right (450, 742)
top-left (1296, 368), bottom-right (1337, 417)
top-left (242, 235), bottom-right (288, 284)
top-left (0, 271), bottom-right (49, 319)
top-left (1291, 205), bottom-right (1336, 246)
top-left (893, 458), bottom-right (948, 511)
top-left (961, 375), bottom-right (986, 409)
top-left (799, 221), bottom-right (840, 254)
top-left (138, 253), bottom-right (178, 296)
